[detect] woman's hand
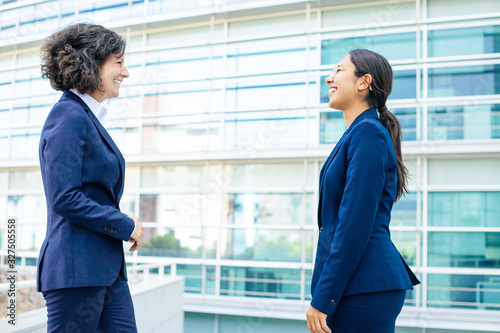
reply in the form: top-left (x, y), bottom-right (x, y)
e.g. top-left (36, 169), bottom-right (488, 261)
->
top-left (128, 217), bottom-right (144, 251)
top-left (306, 305), bottom-right (331, 333)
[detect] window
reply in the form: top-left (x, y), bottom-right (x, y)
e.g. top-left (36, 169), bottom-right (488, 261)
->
top-left (428, 104), bottom-right (500, 140)
top-left (429, 25), bottom-right (500, 58)
top-left (428, 232), bottom-right (500, 268)
top-left (429, 192), bottom-right (500, 227)
top-left (321, 32), bottom-right (416, 63)
top-left (428, 65), bottom-right (500, 98)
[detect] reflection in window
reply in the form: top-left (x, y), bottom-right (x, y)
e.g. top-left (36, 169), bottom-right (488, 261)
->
top-left (178, 264), bottom-right (203, 294)
top-left (227, 193), bottom-right (307, 226)
top-left (428, 232), bottom-right (500, 268)
top-left (429, 192), bottom-right (500, 228)
top-left (428, 274), bottom-right (500, 310)
top-left (321, 32), bottom-right (416, 64)
top-left (429, 104), bottom-right (500, 140)
top-left (429, 65), bottom-right (500, 98)
top-left (392, 192), bottom-right (417, 227)
top-left (139, 194), bottom-right (202, 225)
top-left (139, 227), bottom-right (202, 258)
top-left (221, 266), bottom-right (301, 299)
top-left (428, 25), bottom-right (500, 58)
top-left (392, 231), bottom-right (417, 266)
top-left (221, 228), bottom-right (312, 262)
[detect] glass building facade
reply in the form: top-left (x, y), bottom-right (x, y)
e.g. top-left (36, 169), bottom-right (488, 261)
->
top-left (1, 0), bottom-right (500, 331)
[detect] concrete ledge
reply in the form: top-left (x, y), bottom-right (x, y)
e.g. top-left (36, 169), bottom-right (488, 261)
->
top-left (0, 276), bottom-right (184, 333)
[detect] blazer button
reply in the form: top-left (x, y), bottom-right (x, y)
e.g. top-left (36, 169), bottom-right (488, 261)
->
top-left (330, 299), bottom-right (335, 306)
top-left (103, 227), bottom-right (107, 232)
top-left (319, 227), bottom-right (323, 234)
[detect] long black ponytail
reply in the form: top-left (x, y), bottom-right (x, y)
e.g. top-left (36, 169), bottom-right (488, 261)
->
top-left (349, 49), bottom-right (408, 201)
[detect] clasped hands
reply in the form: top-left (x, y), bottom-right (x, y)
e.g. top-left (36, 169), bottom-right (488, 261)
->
top-left (128, 216), bottom-right (144, 252)
top-left (306, 305), bottom-right (331, 333)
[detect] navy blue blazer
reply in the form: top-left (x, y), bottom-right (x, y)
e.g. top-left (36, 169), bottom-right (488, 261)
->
top-left (311, 108), bottom-right (419, 315)
top-left (37, 91), bottom-right (135, 292)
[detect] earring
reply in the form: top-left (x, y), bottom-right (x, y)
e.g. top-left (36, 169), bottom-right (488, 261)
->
top-left (369, 86), bottom-right (373, 91)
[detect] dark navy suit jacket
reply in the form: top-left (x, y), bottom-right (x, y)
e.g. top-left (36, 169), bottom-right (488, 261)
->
top-left (37, 91), bottom-right (135, 292)
top-left (311, 108), bottom-right (419, 315)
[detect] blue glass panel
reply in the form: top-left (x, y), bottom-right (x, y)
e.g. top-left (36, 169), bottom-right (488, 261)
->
top-left (206, 265), bottom-right (216, 295)
top-left (429, 232), bottom-right (500, 268)
top-left (320, 108), bottom-right (416, 144)
top-left (429, 65), bottom-right (500, 98)
top-left (429, 25), bottom-right (500, 57)
top-left (392, 70), bottom-right (417, 99)
top-left (428, 274), bottom-right (500, 310)
top-left (392, 231), bottom-right (417, 266)
top-left (178, 264), bottom-right (203, 294)
top-left (394, 107), bottom-right (417, 141)
top-left (305, 269), bottom-right (312, 301)
top-left (222, 229), bottom-right (304, 262)
top-left (392, 192), bottom-right (418, 227)
top-left (429, 192), bottom-right (500, 227)
top-left (220, 266), bottom-right (301, 299)
top-left (428, 104), bottom-right (500, 140)
top-left (319, 111), bottom-right (345, 144)
top-left (184, 312), bottom-right (215, 333)
top-left (321, 32), bottom-right (416, 64)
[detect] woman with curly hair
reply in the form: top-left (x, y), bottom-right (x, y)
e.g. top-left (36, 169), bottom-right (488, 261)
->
top-left (37, 23), bottom-right (143, 332)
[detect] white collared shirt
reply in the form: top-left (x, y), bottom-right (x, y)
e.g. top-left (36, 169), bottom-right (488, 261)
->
top-left (69, 88), bottom-right (136, 239)
top-left (69, 88), bottom-right (108, 122)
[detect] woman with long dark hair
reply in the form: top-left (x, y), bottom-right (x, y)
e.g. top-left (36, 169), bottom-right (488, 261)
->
top-left (37, 23), bottom-right (143, 332)
top-left (306, 49), bottom-right (420, 333)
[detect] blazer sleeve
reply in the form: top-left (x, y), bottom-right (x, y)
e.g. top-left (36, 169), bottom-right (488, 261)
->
top-left (40, 102), bottom-right (135, 241)
top-left (310, 120), bottom-right (389, 315)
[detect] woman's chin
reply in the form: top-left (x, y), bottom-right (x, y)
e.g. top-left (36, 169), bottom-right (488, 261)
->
top-left (328, 98), bottom-right (338, 109)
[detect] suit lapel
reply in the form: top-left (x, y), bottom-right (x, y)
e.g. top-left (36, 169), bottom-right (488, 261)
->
top-left (317, 135), bottom-right (346, 227)
top-left (316, 108), bottom-right (380, 228)
top-left (63, 92), bottom-right (126, 201)
top-left (86, 111), bottom-right (126, 200)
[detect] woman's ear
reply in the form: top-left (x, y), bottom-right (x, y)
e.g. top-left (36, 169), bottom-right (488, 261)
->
top-left (359, 73), bottom-right (372, 91)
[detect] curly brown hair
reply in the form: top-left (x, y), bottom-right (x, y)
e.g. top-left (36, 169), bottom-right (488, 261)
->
top-left (41, 23), bottom-right (126, 94)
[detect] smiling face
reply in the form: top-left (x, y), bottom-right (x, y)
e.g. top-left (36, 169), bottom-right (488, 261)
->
top-left (325, 55), bottom-right (360, 111)
top-left (90, 54), bottom-right (129, 103)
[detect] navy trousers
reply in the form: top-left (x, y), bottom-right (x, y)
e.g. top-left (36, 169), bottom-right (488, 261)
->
top-left (42, 275), bottom-right (137, 333)
top-left (326, 290), bottom-right (406, 333)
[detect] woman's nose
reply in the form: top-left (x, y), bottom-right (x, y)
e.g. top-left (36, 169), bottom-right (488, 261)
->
top-left (325, 74), bottom-right (333, 84)
top-left (122, 65), bottom-right (130, 78)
